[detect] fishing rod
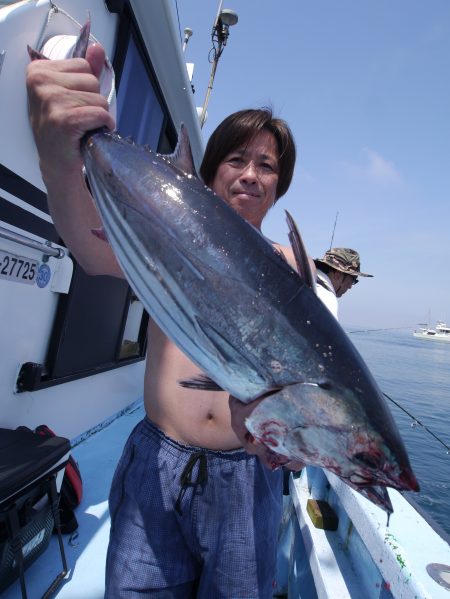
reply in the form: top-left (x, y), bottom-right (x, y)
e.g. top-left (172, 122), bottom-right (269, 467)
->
top-left (346, 330), bottom-right (449, 453)
top-left (383, 392), bottom-right (450, 454)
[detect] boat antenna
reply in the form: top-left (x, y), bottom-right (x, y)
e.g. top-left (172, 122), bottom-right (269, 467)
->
top-left (383, 392), bottom-right (450, 454)
top-left (199, 3), bottom-right (238, 127)
top-left (182, 27), bottom-right (193, 53)
top-left (329, 211), bottom-right (339, 250)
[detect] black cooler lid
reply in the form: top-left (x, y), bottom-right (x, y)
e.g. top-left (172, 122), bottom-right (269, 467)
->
top-left (0, 428), bottom-right (70, 503)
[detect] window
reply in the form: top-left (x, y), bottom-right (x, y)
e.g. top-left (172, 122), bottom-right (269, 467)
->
top-left (116, 36), bottom-right (164, 147)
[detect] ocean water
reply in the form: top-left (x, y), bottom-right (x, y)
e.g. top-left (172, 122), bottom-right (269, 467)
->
top-left (347, 327), bottom-right (450, 538)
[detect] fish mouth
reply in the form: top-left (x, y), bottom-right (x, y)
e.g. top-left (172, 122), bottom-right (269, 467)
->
top-left (398, 469), bottom-right (420, 492)
top-left (352, 483), bottom-right (394, 514)
top-left (350, 451), bottom-right (420, 492)
top-left (348, 472), bottom-right (389, 488)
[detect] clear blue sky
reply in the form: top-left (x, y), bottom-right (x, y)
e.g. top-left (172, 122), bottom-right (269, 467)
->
top-left (176, 1), bottom-right (450, 329)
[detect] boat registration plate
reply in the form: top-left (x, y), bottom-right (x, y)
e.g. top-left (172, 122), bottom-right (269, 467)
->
top-left (0, 249), bottom-right (38, 285)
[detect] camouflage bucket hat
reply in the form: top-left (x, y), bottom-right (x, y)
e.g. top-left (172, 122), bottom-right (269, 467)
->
top-left (314, 248), bottom-right (373, 277)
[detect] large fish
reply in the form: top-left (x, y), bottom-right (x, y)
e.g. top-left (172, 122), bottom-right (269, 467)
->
top-left (81, 126), bottom-right (419, 509)
top-left (30, 21), bottom-right (418, 512)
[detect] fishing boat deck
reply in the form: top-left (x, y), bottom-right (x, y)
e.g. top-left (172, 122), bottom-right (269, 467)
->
top-left (3, 402), bottom-right (145, 599)
top-left (4, 400), bottom-right (450, 599)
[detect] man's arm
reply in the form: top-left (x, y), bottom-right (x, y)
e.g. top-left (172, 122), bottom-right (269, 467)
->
top-left (26, 44), bottom-right (121, 277)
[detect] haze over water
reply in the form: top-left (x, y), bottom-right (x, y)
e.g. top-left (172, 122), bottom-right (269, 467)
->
top-left (349, 327), bottom-right (450, 537)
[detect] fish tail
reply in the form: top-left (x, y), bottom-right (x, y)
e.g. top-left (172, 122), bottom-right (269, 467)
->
top-left (27, 16), bottom-right (91, 62)
top-left (27, 45), bottom-right (48, 61)
top-left (72, 16), bottom-right (91, 59)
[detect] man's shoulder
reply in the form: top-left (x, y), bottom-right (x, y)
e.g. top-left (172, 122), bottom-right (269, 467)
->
top-left (271, 242), bottom-right (297, 271)
top-left (271, 242), bottom-right (317, 279)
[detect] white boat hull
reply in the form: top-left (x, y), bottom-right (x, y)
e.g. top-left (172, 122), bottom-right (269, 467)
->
top-left (414, 322), bottom-right (450, 342)
top-left (0, 0), bottom-right (203, 439)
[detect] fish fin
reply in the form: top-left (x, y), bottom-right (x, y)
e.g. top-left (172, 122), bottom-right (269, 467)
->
top-left (27, 17), bottom-right (90, 62)
top-left (27, 45), bottom-right (49, 61)
top-left (285, 210), bottom-right (316, 291)
top-left (179, 374), bottom-right (224, 392)
top-left (195, 316), bottom-right (270, 389)
top-left (166, 124), bottom-right (198, 177)
top-left (72, 17), bottom-right (91, 59)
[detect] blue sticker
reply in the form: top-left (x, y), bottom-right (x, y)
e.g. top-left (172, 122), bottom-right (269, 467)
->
top-left (36, 263), bottom-right (51, 288)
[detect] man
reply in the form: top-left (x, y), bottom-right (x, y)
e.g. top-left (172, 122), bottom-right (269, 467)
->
top-left (26, 43), bottom-right (301, 597)
top-left (314, 247), bottom-right (373, 318)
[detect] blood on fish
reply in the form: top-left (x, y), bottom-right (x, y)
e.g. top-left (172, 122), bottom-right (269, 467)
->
top-left (260, 435), bottom-right (279, 448)
top-left (245, 431), bottom-right (255, 444)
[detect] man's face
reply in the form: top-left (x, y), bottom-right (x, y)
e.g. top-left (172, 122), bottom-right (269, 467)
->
top-left (334, 272), bottom-right (357, 297)
top-left (211, 130), bottom-right (279, 229)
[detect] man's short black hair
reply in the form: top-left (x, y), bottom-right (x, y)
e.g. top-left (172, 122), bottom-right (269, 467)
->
top-left (200, 108), bottom-right (296, 202)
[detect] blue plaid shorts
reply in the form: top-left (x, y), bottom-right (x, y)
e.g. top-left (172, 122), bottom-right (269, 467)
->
top-left (105, 417), bottom-right (283, 598)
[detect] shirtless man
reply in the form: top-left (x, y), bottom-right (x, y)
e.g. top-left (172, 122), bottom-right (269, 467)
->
top-left (27, 43), bottom-right (302, 598)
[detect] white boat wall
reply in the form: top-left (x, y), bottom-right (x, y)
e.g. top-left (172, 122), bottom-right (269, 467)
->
top-left (0, 1), bottom-right (449, 598)
top-left (0, 0), bottom-right (203, 440)
top-left (276, 468), bottom-right (450, 598)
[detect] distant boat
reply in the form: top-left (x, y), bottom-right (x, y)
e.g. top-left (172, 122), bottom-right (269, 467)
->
top-left (414, 321), bottom-right (450, 342)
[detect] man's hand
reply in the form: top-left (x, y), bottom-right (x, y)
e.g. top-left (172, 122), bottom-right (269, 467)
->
top-left (229, 395), bottom-right (305, 471)
top-left (26, 44), bottom-right (115, 181)
top-left (25, 43), bottom-right (122, 278)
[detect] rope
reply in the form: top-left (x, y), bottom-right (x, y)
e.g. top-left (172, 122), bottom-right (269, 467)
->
top-left (174, 452), bottom-right (208, 515)
top-left (34, 2), bottom-right (115, 108)
top-left (36, 3), bottom-right (102, 50)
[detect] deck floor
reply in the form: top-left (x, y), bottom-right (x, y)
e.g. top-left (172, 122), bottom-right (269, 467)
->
top-left (3, 402), bottom-right (145, 599)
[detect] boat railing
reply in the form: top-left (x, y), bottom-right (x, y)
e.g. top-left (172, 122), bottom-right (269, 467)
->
top-left (277, 466), bottom-right (450, 598)
top-left (0, 224), bottom-right (65, 259)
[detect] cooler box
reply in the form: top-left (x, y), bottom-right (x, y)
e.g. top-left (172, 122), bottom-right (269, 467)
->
top-left (0, 427), bottom-right (70, 598)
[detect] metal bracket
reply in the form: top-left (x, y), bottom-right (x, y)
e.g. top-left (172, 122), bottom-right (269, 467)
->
top-left (16, 362), bottom-right (44, 393)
